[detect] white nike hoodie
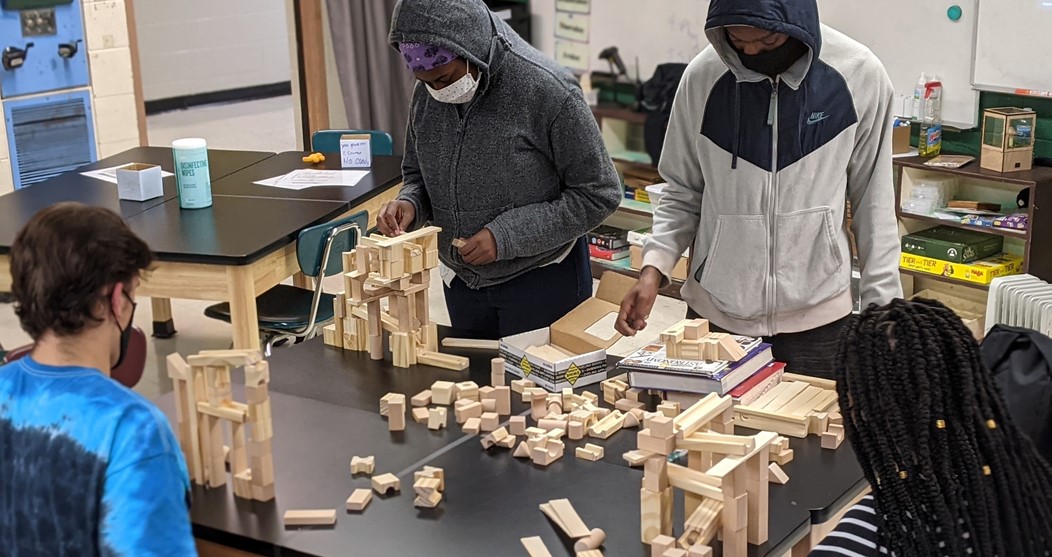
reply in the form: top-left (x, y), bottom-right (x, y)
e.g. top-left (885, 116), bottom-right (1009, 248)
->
top-left (642, 0), bottom-right (903, 336)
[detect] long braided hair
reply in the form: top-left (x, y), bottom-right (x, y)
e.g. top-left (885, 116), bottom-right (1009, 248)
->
top-left (835, 298), bottom-right (1052, 557)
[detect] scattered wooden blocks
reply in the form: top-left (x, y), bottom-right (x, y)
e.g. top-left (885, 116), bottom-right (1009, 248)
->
top-left (575, 444), bottom-right (605, 462)
top-left (463, 417), bottom-right (481, 435)
top-left (350, 455), bottom-right (375, 476)
top-left (768, 462), bottom-right (790, 485)
top-left (509, 415), bottom-right (527, 436)
top-left (412, 407), bottom-right (430, 424)
top-left (454, 400), bottom-right (483, 424)
top-left (511, 379), bottom-right (536, 394)
top-left (346, 489), bottom-right (373, 512)
top-left (491, 357), bottom-right (506, 387)
top-left (822, 424), bottom-right (845, 450)
top-left (481, 427), bottom-right (511, 450)
top-left (647, 415), bottom-right (676, 438)
top-left (431, 381), bottom-right (455, 405)
top-left (371, 473), bottom-right (401, 495)
top-left (455, 381), bottom-right (479, 402)
top-left (480, 412), bottom-right (500, 432)
top-left (428, 407), bottom-right (448, 430)
top-left (284, 509), bottom-right (337, 527)
top-left (574, 527), bottom-right (607, 551)
top-left (413, 476), bottom-right (443, 508)
top-left (411, 390), bottom-right (432, 407)
top-left (521, 536), bottom-right (554, 557)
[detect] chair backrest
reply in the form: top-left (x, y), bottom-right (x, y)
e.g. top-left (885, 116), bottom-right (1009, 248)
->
top-left (297, 210), bottom-right (368, 279)
top-left (1, 327), bottom-right (147, 389)
top-left (311, 130), bottom-right (395, 157)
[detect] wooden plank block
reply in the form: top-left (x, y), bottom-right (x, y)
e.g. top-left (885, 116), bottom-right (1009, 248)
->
top-left (441, 337), bottom-right (500, 350)
top-left (808, 391), bottom-right (840, 414)
top-left (417, 350), bottom-right (470, 371)
top-left (768, 462), bottom-right (789, 484)
top-left (346, 489), bottom-right (373, 512)
top-left (673, 394), bottom-right (732, 440)
top-left (411, 390), bottom-right (432, 407)
top-left (638, 429), bottom-right (675, 455)
top-left (777, 385), bottom-right (824, 416)
top-left (548, 499), bottom-right (591, 539)
top-left (521, 536), bottom-right (554, 557)
top-left (782, 372), bottom-right (837, 391)
top-left (641, 487), bottom-right (673, 543)
top-left (759, 381), bottom-right (809, 412)
top-left (734, 406), bottom-right (811, 438)
top-left (666, 463), bottom-right (724, 501)
top-left (283, 509), bottom-right (336, 526)
top-left (677, 431), bottom-right (756, 456)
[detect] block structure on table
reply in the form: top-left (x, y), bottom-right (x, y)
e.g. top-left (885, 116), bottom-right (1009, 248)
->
top-left (166, 350), bottom-right (275, 502)
top-left (323, 226), bottom-right (469, 371)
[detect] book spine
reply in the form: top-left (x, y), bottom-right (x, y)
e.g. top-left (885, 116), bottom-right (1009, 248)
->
top-left (588, 235), bottom-right (629, 251)
top-left (589, 245), bottom-right (630, 260)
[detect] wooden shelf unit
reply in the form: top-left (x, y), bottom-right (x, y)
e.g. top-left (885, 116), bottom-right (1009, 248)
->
top-left (894, 156), bottom-right (1052, 295)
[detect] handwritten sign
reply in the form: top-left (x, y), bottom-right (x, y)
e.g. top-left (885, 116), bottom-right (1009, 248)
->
top-left (556, 0), bottom-right (590, 14)
top-left (340, 134), bottom-right (372, 168)
top-left (556, 40), bottom-right (590, 71)
top-left (555, 11), bottom-right (590, 42)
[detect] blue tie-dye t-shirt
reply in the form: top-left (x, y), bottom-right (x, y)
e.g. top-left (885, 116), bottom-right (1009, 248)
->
top-left (0, 357), bottom-right (196, 556)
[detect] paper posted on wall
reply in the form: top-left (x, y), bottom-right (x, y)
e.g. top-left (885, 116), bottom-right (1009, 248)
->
top-left (254, 169), bottom-right (371, 190)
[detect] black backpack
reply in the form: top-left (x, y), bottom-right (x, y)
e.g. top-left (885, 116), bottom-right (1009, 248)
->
top-left (639, 63), bottom-right (688, 167)
top-left (980, 325), bottom-right (1052, 462)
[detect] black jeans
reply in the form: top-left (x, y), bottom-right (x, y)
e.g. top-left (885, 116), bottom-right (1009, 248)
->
top-left (686, 308), bottom-right (851, 380)
top-left (444, 237), bottom-right (592, 340)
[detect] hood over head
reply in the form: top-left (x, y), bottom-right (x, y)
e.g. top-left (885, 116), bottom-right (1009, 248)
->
top-left (705, 0), bottom-right (822, 86)
top-left (390, 0), bottom-right (509, 75)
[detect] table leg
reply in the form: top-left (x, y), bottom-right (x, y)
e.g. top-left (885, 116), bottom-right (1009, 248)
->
top-left (292, 272), bottom-right (311, 289)
top-left (151, 297), bottom-right (177, 338)
top-left (228, 267), bottom-right (261, 352)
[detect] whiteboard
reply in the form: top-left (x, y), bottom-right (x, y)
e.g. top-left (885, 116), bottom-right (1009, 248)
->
top-left (817, 0), bottom-right (981, 128)
top-left (974, 0), bottom-right (1052, 97)
top-left (530, 0), bottom-right (983, 128)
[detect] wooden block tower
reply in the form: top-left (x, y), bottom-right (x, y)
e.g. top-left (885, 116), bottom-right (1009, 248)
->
top-left (322, 226), bottom-right (469, 371)
top-left (661, 319), bottom-right (747, 362)
top-left (166, 349), bottom-right (276, 501)
top-left (637, 393), bottom-right (778, 556)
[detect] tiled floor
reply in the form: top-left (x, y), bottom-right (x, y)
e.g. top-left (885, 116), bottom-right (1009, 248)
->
top-left (0, 96), bottom-right (686, 400)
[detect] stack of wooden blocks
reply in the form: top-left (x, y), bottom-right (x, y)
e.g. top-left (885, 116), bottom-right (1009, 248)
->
top-left (413, 466), bottom-right (445, 509)
top-left (322, 226), bottom-right (469, 372)
top-left (636, 393), bottom-right (780, 556)
top-left (733, 373), bottom-right (844, 448)
top-left (661, 319), bottom-right (747, 362)
top-left (166, 350), bottom-right (276, 502)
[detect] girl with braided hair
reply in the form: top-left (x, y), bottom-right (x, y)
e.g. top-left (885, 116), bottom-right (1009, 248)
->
top-left (811, 298), bottom-right (1052, 557)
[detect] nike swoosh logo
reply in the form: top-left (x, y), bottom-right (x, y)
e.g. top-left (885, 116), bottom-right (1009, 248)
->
top-left (807, 114), bottom-right (829, 125)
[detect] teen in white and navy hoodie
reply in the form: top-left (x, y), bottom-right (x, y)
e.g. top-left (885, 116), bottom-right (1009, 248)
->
top-left (621, 0), bottom-right (902, 378)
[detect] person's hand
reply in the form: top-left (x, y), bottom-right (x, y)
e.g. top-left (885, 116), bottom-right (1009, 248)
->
top-left (457, 228), bottom-right (498, 266)
top-left (377, 200), bottom-right (416, 236)
top-left (616, 267), bottom-right (663, 336)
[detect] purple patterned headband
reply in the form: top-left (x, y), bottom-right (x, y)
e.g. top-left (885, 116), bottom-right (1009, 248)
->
top-left (399, 42), bottom-right (459, 72)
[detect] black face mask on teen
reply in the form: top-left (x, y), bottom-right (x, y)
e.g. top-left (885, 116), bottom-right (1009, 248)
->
top-left (733, 36), bottom-right (809, 77)
top-left (112, 290), bottom-right (137, 369)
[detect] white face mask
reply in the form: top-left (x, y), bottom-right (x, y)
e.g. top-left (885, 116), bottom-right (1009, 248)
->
top-left (426, 61), bottom-right (480, 105)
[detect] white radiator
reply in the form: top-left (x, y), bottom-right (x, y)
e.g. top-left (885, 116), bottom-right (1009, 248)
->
top-left (986, 275), bottom-right (1052, 335)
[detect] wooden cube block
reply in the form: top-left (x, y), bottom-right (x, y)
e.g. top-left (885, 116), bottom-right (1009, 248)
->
top-left (650, 534), bottom-right (677, 557)
top-left (412, 407), bottom-right (430, 424)
top-left (346, 489), bottom-right (373, 512)
top-left (428, 407), bottom-right (448, 430)
top-left (454, 400), bottom-right (483, 424)
top-left (491, 358), bottom-right (506, 386)
top-left (411, 390), bottom-right (432, 407)
top-left (509, 415), bottom-right (527, 436)
top-left (462, 417), bottom-right (481, 435)
top-left (480, 412), bottom-right (500, 432)
top-left (431, 381), bottom-right (455, 405)
top-left (638, 429), bottom-right (676, 456)
top-left (646, 415), bottom-right (675, 438)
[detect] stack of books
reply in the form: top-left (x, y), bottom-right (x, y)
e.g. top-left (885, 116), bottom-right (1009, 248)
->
top-left (900, 226), bottom-right (1023, 285)
top-left (587, 225), bottom-right (630, 261)
top-left (616, 336), bottom-right (783, 402)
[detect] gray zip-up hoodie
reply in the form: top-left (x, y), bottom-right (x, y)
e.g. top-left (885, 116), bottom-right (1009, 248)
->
top-left (389, 0), bottom-right (621, 289)
top-left (643, 0), bottom-right (903, 336)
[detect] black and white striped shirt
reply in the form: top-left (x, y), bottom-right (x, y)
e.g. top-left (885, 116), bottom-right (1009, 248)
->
top-left (811, 495), bottom-right (890, 557)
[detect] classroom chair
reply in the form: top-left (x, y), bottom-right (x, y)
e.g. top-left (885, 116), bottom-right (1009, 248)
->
top-left (311, 130), bottom-right (395, 156)
top-left (2, 327), bottom-right (148, 389)
top-left (203, 211), bottom-right (367, 356)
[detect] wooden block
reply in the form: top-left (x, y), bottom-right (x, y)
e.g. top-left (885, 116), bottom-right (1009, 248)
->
top-left (768, 462), bottom-right (789, 485)
top-left (511, 379), bottom-right (536, 394)
top-left (346, 488), bottom-right (373, 512)
top-left (531, 396), bottom-right (549, 421)
top-left (583, 443), bottom-right (604, 461)
top-left (771, 448), bottom-right (795, 466)
top-left (491, 358), bottom-right (506, 386)
top-left (568, 421), bottom-right (586, 440)
top-left (454, 400), bottom-right (483, 424)
top-left (538, 418), bottom-right (568, 432)
top-left (531, 441), bottom-right (565, 467)
top-left (623, 449), bottom-right (650, 467)
top-left (687, 544), bottom-right (713, 557)
top-left (481, 399), bottom-right (497, 413)
top-left (371, 473), bottom-right (401, 494)
top-left (494, 386), bottom-right (512, 415)
top-left (623, 411), bottom-right (641, 429)
top-left (462, 417), bottom-right (481, 435)
top-left (350, 455), bottom-right (375, 476)
top-left (428, 407), bottom-right (448, 430)
top-left (521, 536), bottom-right (554, 557)
top-left (417, 350), bottom-right (470, 371)
top-left (284, 509), bottom-right (337, 527)
top-left (647, 415), bottom-right (675, 438)
top-left (829, 412), bottom-right (843, 426)
top-left (480, 412), bottom-right (500, 432)
top-left (514, 441), bottom-right (531, 458)
top-left (822, 425), bottom-right (845, 450)
top-left (616, 398), bottom-right (646, 412)
top-left (496, 433), bottom-right (517, 449)
top-left (481, 427), bottom-right (510, 449)
top-left (657, 402), bottom-right (681, 418)
top-left (547, 499), bottom-right (590, 538)
top-left (576, 551), bottom-right (603, 557)
top-left (388, 399), bottom-right (406, 432)
top-left (574, 528), bottom-right (607, 552)
top-left (650, 534), bottom-right (677, 556)
top-left (509, 415), bottom-right (527, 436)
top-left (439, 337), bottom-right (500, 350)
top-left (412, 407), bottom-right (430, 424)
top-left (454, 381), bottom-right (480, 402)
top-left (414, 490), bottom-right (443, 508)
top-left (638, 429), bottom-right (676, 456)
top-left (644, 455), bottom-right (670, 492)
top-left (431, 381), bottom-right (455, 405)
top-left (411, 390), bottom-right (432, 407)
top-left (588, 410), bottom-right (626, 440)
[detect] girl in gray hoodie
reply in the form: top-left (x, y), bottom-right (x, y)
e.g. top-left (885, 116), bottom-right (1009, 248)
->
top-left (380, 0), bottom-right (621, 340)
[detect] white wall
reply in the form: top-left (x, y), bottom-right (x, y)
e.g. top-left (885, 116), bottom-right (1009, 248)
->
top-left (135, 0), bottom-right (291, 101)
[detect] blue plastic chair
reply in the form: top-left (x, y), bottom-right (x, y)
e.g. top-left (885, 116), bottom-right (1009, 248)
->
top-left (311, 130), bottom-right (395, 156)
top-left (204, 211), bottom-right (368, 355)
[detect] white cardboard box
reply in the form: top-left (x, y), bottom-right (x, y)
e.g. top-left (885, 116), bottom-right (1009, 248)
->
top-left (340, 134), bottom-right (372, 168)
top-left (116, 163), bottom-right (164, 201)
top-left (499, 272), bottom-right (634, 391)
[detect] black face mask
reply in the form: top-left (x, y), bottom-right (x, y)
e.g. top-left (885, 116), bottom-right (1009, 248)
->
top-left (112, 291), bottom-right (137, 369)
top-left (734, 37), bottom-right (809, 77)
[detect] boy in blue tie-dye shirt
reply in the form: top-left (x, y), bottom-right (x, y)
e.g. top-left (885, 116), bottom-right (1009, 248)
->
top-left (0, 203), bottom-right (195, 556)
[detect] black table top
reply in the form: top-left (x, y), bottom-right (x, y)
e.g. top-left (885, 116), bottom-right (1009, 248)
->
top-left (210, 151), bottom-right (403, 206)
top-left (153, 334), bottom-right (867, 556)
top-left (123, 196), bottom-right (349, 265)
top-left (0, 147), bottom-right (274, 255)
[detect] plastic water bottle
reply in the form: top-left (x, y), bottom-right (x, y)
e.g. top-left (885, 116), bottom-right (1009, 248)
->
top-left (912, 73), bottom-right (928, 119)
top-left (172, 138), bottom-right (213, 209)
top-left (918, 76), bottom-right (943, 158)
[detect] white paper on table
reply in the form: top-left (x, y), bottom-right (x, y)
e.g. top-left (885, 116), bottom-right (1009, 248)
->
top-left (253, 169), bottom-right (371, 190)
top-left (81, 165), bottom-right (174, 184)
